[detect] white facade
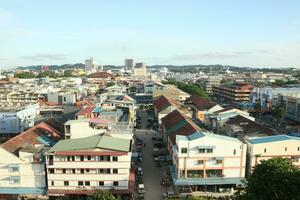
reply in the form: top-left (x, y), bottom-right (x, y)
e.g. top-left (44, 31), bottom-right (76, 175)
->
top-left (246, 135), bottom-right (300, 172)
top-left (64, 119), bottom-right (107, 139)
top-left (47, 91), bottom-right (77, 105)
top-left (0, 147), bottom-right (46, 194)
top-left (85, 57), bottom-right (97, 75)
top-left (45, 135), bottom-right (133, 196)
top-left (171, 131), bottom-right (246, 193)
top-left (0, 103), bottom-right (39, 135)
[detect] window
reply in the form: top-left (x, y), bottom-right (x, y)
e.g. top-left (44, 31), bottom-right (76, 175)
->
top-left (63, 169), bottom-right (66, 174)
top-left (67, 156), bottom-right (70, 161)
top-left (198, 149), bottom-right (205, 153)
top-left (264, 148), bottom-right (267, 153)
top-left (11, 167), bottom-right (19, 172)
top-left (87, 156), bottom-right (91, 160)
top-left (113, 169), bottom-right (118, 174)
top-left (112, 156), bottom-right (118, 161)
top-left (51, 181), bottom-right (54, 186)
top-left (285, 147), bottom-right (288, 151)
top-left (72, 156), bottom-right (75, 161)
top-left (113, 181), bottom-right (118, 186)
top-left (49, 169), bottom-right (54, 174)
top-left (72, 169), bottom-right (75, 174)
top-left (197, 160), bottom-right (204, 165)
top-left (216, 160), bottom-right (222, 164)
top-left (78, 181), bottom-right (83, 186)
top-left (85, 181), bottom-right (90, 186)
top-left (64, 181), bottom-right (69, 186)
top-left (80, 169), bottom-right (84, 174)
top-left (181, 148), bottom-right (187, 154)
top-left (206, 169), bottom-right (222, 178)
top-left (298, 147), bottom-right (300, 151)
top-left (80, 156), bottom-right (84, 161)
top-left (99, 181), bottom-right (104, 186)
top-left (233, 149), bottom-right (236, 155)
top-left (206, 149), bottom-right (213, 153)
top-left (86, 169), bottom-right (90, 173)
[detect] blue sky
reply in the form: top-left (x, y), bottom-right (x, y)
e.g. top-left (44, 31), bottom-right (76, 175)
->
top-left (0, 0), bottom-right (300, 68)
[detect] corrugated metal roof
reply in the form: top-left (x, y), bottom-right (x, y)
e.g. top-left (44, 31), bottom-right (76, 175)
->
top-left (248, 134), bottom-right (300, 144)
top-left (47, 135), bottom-right (131, 153)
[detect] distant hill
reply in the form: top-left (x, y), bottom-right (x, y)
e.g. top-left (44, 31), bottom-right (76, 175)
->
top-left (16, 63), bottom-right (296, 74)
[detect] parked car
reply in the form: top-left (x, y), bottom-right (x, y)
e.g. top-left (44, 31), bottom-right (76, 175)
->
top-left (153, 143), bottom-right (166, 149)
top-left (137, 167), bottom-right (143, 176)
top-left (138, 184), bottom-right (145, 194)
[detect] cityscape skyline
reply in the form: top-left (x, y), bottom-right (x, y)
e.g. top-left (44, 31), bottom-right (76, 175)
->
top-left (1, 0), bottom-right (300, 68)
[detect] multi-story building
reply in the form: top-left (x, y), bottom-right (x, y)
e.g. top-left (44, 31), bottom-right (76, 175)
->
top-left (250, 86), bottom-right (300, 109)
top-left (0, 103), bottom-right (39, 135)
top-left (246, 135), bottom-right (300, 174)
top-left (133, 63), bottom-right (147, 78)
top-left (170, 131), bottom-right (246, 195)
top-left (281, 94), bottom-right (300, 122)
top-left (0, 119), bottom-right (63, 199)
top-left (205, 76), bottom-right (222, 94)
top-left (125, 58), bottom-right (134, 71)
top-left (45, 134), bottom-right (134, 197)
top-left (212, 82), bottom-right (254, 103)
top-left (85, 57), bottom-right (97, 75)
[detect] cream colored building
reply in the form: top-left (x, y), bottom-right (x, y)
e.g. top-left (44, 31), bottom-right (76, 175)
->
top-left (246, 135), bottom-right (300, 172)
top-left (46, 135), bottom-right (134, 197)
top-left (171, 131), bottom-right (246, 195)
top-left (153, 84), bottom-right (190, 102)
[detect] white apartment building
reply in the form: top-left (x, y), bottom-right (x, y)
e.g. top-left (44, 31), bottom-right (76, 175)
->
top-left (0, 103), bottom-right (39, 135)
top-left (45, 135), bottom-right (134, 197)
top-left (171, 131), bottom-right (246, 195)
top-left (0, 119), bottom-right (62, 198)
top-left (0, 147), bottom-right (46, 198)
top-left (85, 57), bottom-right (97, 75)
top-left (246, 135), bottom-right (300, 173)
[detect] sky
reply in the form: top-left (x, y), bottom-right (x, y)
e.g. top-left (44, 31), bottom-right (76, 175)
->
top-left (0, 0), bottom-right (300, 68)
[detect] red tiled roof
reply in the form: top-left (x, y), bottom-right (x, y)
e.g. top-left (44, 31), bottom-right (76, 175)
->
top-left (153, 95), bottom-right (172, 113)
top-left (161, 109), bottom-right (186, 129)
top-left (186, 95), bottom-right (215, 110)
top-left (226, 115), bottom-right (275, 136)
top-left (169, 122), bottom-right (199, 144)
top-left (87, 72), bottom-right (114, 79)
top-left (1, 119), bottom-right (63, 155)
top-left (75, 106), bottom-right (96, 116)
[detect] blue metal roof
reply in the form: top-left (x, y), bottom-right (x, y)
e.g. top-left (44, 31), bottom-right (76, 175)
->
top-left (92, 107), bottom-right (103, 113)
top-left (248, 134), bottom-right (300, 144)
top-left (187, 132), bottom-right (204, 140)
top-left (0, 187), bottom-right (46, 195)
top-left (37, 135), bottom-right (56, 146)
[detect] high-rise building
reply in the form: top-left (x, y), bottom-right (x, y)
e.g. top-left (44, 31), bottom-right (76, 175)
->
top-left (85, 57), bottom-right (97, 75)
top-left (125, 58), bottom-right (134, 71)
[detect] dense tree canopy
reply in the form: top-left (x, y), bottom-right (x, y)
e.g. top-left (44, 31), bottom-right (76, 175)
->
top-left (14, 72), bottom-right (35, 79)
top-left (36, 71), bottom-right (58, 78)
top-left (163, 79), bottom-right (209, 99)
top-left (87, 191), bottom-right (120, 200)
top-left (244, 157), bottom-right (300, 200)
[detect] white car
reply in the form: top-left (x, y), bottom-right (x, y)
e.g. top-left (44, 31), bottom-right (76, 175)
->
top-left (138, 184), bottom-right (145, 194)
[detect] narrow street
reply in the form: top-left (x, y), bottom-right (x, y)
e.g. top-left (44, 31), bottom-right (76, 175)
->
top-left (135, 109), bottom-right (166, 200)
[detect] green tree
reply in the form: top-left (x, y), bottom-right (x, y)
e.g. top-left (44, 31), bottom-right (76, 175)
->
top-left (273, 105), bottom-right (286, 125)
top-left (244, 157), bottom-right (300, 200)
top-left (106, 82), bottom-right (115, 87)
top-left (36, 71), bottom-right (57, 78)
top-left (62, 69), bottom-right (74, 77)
top-left (14, 72), bottom-right (35, 79)
top-left (254, 100), bottom-right (261, 114)
top-left (87, 191), bottom-right (120, 200)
